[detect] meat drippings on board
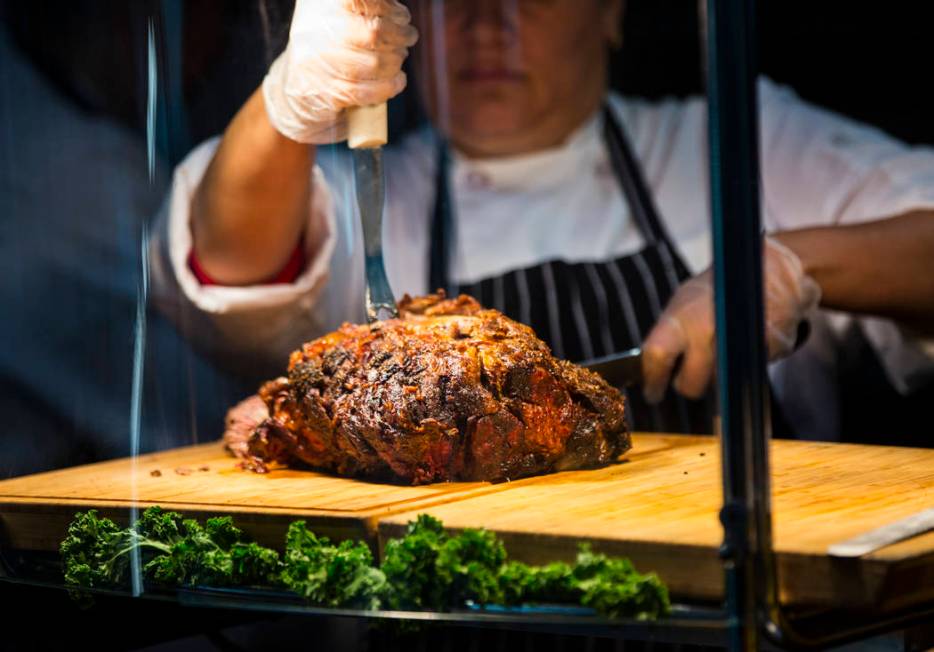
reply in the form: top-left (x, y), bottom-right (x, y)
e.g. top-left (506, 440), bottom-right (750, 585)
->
top-left (224, 292), bottom-right (631, 484)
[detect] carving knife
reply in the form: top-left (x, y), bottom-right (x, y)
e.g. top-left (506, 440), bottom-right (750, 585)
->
top-left (581, 347), bottom-right (644, 388)
top-left (348, 103), bottom-right (398, 323)
top-left (580, 321), bottom-right (811, 389)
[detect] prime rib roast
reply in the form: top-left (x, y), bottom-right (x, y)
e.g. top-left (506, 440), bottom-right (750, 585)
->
top-left (224, 292), bottom-right (631, 484)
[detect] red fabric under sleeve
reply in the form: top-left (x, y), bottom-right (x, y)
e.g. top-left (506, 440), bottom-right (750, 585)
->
top-left (187, 242), bottom-right (306, 286)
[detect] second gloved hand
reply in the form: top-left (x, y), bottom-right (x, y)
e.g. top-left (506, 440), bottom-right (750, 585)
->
top-left (263, 0), bottom-right (418, 144)
top-left (641, 236), bottom-right (821, 404)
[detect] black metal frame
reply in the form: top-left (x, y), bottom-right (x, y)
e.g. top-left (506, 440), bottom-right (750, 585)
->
top-left (705, 0), bottom-right (771, 648)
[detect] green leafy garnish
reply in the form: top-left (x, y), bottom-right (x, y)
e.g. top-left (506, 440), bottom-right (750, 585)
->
top-left (497, 546), bottom-right (670, 619)
top-left (61, 509), bottom-right (137, 589)
top-left (498, 559), bottom-right (578, 605)
top-left (279, 521), bottom-right (386, 610)
top-left (143, 513), bottom-right (281, 587)
top-left (571, 546), bottom-right (670, 620)
top-left (60, 507), bottom-right (280, 590)
top-left (381, 514), bottom-right (506, 610)
top-left (60, 508), bottom-right (669, 620)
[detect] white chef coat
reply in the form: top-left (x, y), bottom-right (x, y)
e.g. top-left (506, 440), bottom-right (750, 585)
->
top-left (150, 77), bottom-right (934, 439)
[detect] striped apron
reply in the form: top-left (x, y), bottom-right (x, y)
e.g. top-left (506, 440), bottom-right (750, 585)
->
top-left (428, 106), bottom-right (714, 434)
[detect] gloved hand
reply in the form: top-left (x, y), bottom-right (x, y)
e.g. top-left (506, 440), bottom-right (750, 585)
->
top-left (641, 236), bottom-right (821, 404)
top-left (262, 0), bottom-right (418, 144)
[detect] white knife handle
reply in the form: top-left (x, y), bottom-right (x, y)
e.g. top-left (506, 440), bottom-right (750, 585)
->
top-left (348, 104), bottom-right (388, 149)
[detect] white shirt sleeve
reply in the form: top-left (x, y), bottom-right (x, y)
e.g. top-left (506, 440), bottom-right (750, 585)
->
top-left (165, 137), bottom-right (337, 313)
top-left (148, 137), bottom-right (353, 376)
top-left (758, 78), bottom-right (934, 395)
top-left (760, 78), bottom-right (934, 230)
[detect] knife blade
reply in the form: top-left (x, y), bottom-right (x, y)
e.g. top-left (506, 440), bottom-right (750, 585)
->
top-left (580, 320), bottom-right (812, 392)
top-left (580, 347), bottom-right (643, 388)
top-left (828, 508), bottom-right (934, 558)
top-left (349, 104), bottom-right (398, 323)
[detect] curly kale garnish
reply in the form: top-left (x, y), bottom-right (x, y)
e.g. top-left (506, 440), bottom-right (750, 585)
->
top-left (60, 507), bottom-right (280, 591)
top-left (381, 514), bottom-right (507, 610)
top-left (60, 509), bottom-right (669, 619)
top-left (378, 516), bottom-right (670, 619)
top-left (570, 546), bottom-right (670, 620)
top-left (498, 559), bottom-right (578, 605)
top-left (279, 521), bottom-right (386, 610)
top-left (144, 514), bottom-right (281, 587)
top-left (436, 527), bottom-right (506, 606)
top-left (497, 545), bottom-right (670, 620)
top-left (380, 514), bottom-right (448, 610)
top-left (61, 509), bottom-right (141, 589)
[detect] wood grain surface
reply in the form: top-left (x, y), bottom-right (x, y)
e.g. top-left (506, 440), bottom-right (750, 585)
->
top-left (2, 434), bottom-right (933, 611)
top-left (379, 434), bottom-right (934, 610)
top-left (0, 442), bottom-right (496, 551)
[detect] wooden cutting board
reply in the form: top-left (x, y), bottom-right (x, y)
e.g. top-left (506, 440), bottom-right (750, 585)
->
top-left (0, 442), bottom-right (500, 552)
top-left (3, 435), bottom-right (934, 612)
top-left (379, 434), bottom-right (934, 611)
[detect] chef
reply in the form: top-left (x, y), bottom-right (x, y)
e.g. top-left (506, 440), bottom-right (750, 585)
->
top-left (151, 0), bottom-right (934, 438)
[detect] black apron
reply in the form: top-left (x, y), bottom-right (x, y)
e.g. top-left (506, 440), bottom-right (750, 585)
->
top-left (427, 106), bottom-right (714, 434)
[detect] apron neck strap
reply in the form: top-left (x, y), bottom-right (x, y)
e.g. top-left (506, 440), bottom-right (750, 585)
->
top-left (428, 104), bottom-right (679, 294)
top-left (601, 105), bottom-right (668, 247)
top-left (429, 140), bottom-right (453, 295)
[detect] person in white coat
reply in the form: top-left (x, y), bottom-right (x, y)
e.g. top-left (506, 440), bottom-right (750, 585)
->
top-left (151, 0), bottom-right (934, 439)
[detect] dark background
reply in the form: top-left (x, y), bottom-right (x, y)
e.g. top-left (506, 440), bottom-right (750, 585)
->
top-left (4, 0), bottom-right (934, 161)
top-left (621, 0), bottom-right (934, 146)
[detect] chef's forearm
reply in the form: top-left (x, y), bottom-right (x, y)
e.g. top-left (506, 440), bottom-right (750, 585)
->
top-left (773, 211), bottom-right (934, 334)
top-left (191, 88), bottom-right (314, 285)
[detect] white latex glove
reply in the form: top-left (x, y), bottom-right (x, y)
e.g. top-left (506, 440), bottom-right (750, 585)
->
top-left (262, 0), bottom-right (418, 144)
top-left (641, 236), bottom-right (821, 404)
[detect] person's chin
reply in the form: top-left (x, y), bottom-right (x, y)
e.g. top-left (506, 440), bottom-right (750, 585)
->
top-left (449, 95), bottom-right (529, 141)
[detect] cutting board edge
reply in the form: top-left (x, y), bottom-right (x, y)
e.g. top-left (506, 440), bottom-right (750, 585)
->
top-left (0, 499), bottom-right (384, 554)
